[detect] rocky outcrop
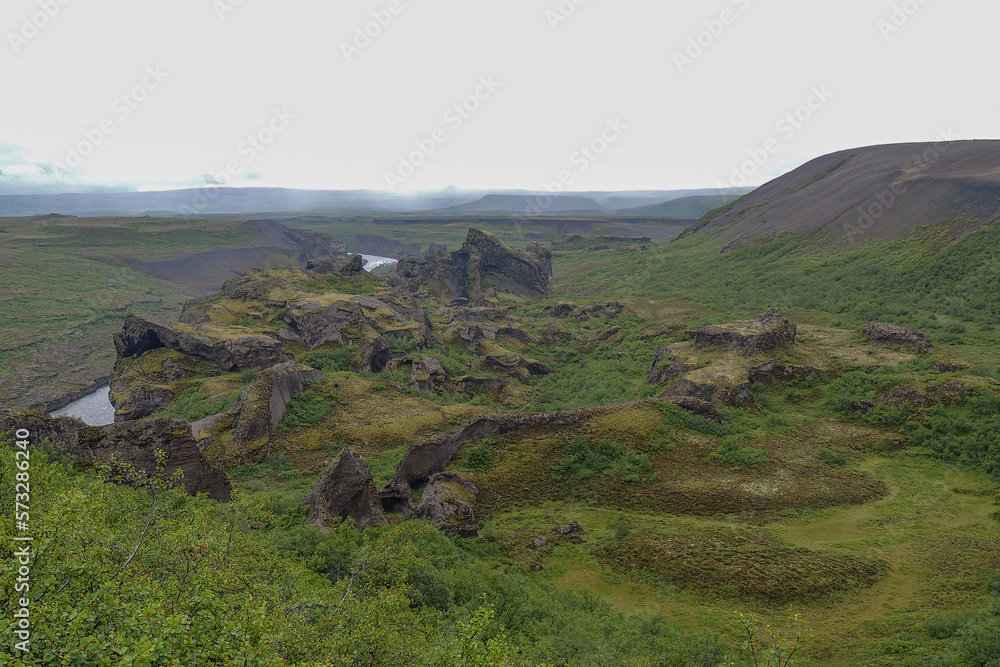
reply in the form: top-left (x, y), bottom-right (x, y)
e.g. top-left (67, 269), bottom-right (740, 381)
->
top-left (388, 412), bottom-right (583, 490)
top-left (540, 322), bottom-right (579, 345)
top-left (230, 362), bottom-right (328, 464)
top-left (693, 309), bottom-right (796, 356)
top-left (110, 350), bottom-right (196, 422)
top-left (647, 346), bottom-right (694, 385)
top-left (748, 360), bottom-right (822, 385)
top-left (306, 254), bottom-right (364, 276)
top-left (525, 241), bottom-right (553, 277)
top-left (349, 330), bottom-right (394, 373)
top-left (663, 379), bottom-right (753, 408)
top-left (664, 396), bottom-right (721, 422)
top-left (303, 449), bottom-right (388, 531)
top-left (217, 269), bottom-right (309, 304)
top-left (392, 228), bottom-right (550, 300)
top-left (0, 412), bottom-right (231, 501)
top-left (864, 323), bottom-right (934, 352)
top-left (284, 294), bottom-right (430, 351)
top-left (409, 356), bottom-right (446, 393)
top-left (113, 314), bottom-right (291, 371)
top-left (480, 355), bottom-right (551, 384)
top-left (413, 472), bottom-right (480, 537)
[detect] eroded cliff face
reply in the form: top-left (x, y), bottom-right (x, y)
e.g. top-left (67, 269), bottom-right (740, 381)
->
top-left (391, 228), bottom-right (551, 301)
top-left (0, 412), bottom-right (231, 501)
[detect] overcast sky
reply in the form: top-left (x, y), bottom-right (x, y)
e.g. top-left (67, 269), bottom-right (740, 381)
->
top-left (1, 0), bottom-right (997, 195)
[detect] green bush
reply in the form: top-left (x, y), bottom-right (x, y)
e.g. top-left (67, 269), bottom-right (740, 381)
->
top-left (553, 437), bottom-right (652, 480)
top-left (229, 454), bottom-right (295, 479)
top-left (156, 383), bottom-right (240, 422)
top-left (295, 346), bottom-right (358, 374)
top-left (277, 389), bottom-right (336, 430)
top-left (456, 442), bottom-right (497, 471)
top-left (712, 437), bottom-right (769, 467)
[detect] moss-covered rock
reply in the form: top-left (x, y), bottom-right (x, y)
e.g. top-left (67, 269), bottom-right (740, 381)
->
top-left (303, 449), bottom-right (387, 531)
top-left (413, 472), bottom-right (480, 537)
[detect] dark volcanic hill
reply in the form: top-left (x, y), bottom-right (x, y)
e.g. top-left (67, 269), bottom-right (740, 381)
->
top-left (690, 140), bottom-right (1000, 248)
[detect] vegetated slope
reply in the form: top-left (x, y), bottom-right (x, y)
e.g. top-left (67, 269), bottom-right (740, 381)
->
top-left (690, 140), bottom-right (1000, 247)
top-left (0, 217), bottom-right (344, 411)
top-left (613, 194), bottom-right (742, 218)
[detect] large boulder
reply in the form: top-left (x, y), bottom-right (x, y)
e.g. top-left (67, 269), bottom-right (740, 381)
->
top-left (109, 350), bottom-right (196, 422)
top-left (306, 254), bottom-right (364, 276)
top-left (303, 449), bottom-right (388, 531)
top-left (113, 314), bottom-right (291, 371)
top-left (0, 412), bottom-right (231, 501)
top-left (409, 356), bottom-right (447, 393)
top-left (413, 472), bottom-right (480, 537)
top-left (864, 322), bottom-right (934, 352)
top-left (692, 309), bottom-right (796, 356)
top-left (230, 362), bottom-right (328, 463)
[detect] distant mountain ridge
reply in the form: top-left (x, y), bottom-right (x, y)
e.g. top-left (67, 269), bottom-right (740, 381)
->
top-left (690, 140), bottom-right (1000, 247)
top-left (0, 186), bottom-right (751, 218)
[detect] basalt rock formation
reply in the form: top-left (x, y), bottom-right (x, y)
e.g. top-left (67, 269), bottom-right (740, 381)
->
top-left (413, 472), bottom-right (480, 538)
top-left (392, 228), bottom-right (551, 300)
top-left (306, 253), bottom-right (365, 276)
top-left (303, 449), bottom-right (388, 531)
top-left (228, 362), bottom-right (328, 464)
top-left (692, 308), bottom-right (796, 356)
top-left (113, 314), bottom-right (291, 371)
top-left (0, 412), bottom-right (231, 501)
top-left (864, 322), bottom-right (934, 352)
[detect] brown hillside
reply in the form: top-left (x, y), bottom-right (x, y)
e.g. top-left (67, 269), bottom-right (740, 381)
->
top-left (696, 140), bottom-right (1000, 248)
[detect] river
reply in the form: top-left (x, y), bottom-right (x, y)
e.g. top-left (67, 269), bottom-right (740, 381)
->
top-left (49, 254), bottom-right (398, 424)
top-left (49, 387), bottom-right (116, 425)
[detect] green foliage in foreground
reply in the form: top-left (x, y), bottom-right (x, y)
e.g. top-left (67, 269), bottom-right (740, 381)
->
top-left (0, 439), bottom-right (739, 666)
